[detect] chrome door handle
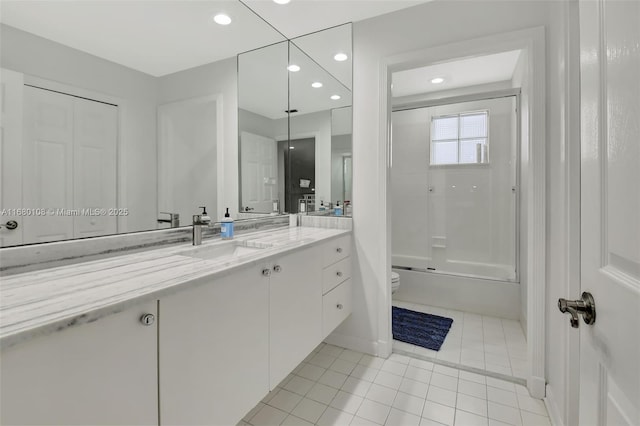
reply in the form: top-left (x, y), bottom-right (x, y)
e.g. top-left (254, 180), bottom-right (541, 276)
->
top-left (0, 220), bottom-right (18, 230)
top-left (558, 292), bottom-right (596, 328)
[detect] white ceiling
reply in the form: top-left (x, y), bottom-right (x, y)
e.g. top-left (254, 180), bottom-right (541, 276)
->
top-left (392, 50), bottom-right (522, 98)
top-left (0, 0), bottom-right (431, 77)
top-left (242, 0), bottom-right (431, 39)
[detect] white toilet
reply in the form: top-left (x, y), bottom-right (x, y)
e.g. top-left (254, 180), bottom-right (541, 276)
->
top-left (391, 271), bottom-right (401, 294)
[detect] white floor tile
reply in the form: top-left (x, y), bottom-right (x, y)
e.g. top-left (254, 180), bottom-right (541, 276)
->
top-left (385, 408), bottom-right (421, 426)
top-left (249, 404), bottom-right (289, 426)
top-left (454, 409), bottom-right (488, 426)
top-left (487, 402), bottom-right (522, 426)
top-left (374, 370), bottom-right (404, 390)
top-left (399, 377), bottom-right (430, 399)
top-left (310, 353), bottom-right (338, 369)
top-left (433, 365), bottom-right (460, 378)
top-left (317, 407), bottom-right (355, 426)
top-left (405, 366), bottom-right (433, 384)
top-left (486, 377), bottom-right (516, 392)
top-left (320, 344), bottom-right (345, 358)
top-left (268, 389), bottom-right (304, 413)
top-left (422, 400), bottom-right (455, 425)
top-left (307, 383), bottom-right (340, 405)
top-left (291, 398), bottom-right (328, 424)
top-left (318, 370), bottom-right (349, 390)
top-left (284, 376), bottom-right (315, 396)
top-left (487, 387), bottom-right (518, 409)
top-left (457, 379), bottom-right (487, 400)
top-left (520, 410), bottom-right (551, 426)
top-left (352, 365), bottom-right (380, 382)
top-left (366, 383), bottom-right (398, 406)
top-left (356, 399), bottom-right (392, 425)
top-left (331, 358), bottom-right (358, 375)
top-left (359, 355), bottom-right (385, 370)
top-left (282, 414), bottom-right (314, 426)
top-left (459, 371), bottom-right (486, 385)
top-left (298, 363), bottom-right (328, 381)
top-left (351, 415), bottom-right (381, 426)
top-left (427, 386), bottom-right (457, 408)
top-left (381, 359), bottom-right (409, 376)
top-left (340, 350), bottom-right (365, 364)
top-left (516, 393), bottom-right (547, 417)
top-left (392, 391), bottom-right (426, 416)
top-left (244, 402), bottom-right (265, 423)
top-left (342, 377), bottom-right (373, 397)
top-left (409, 358), bottom-right (435, 371)
top-left (456, 393), bottom-right (488, 417)
top-left (388, 353), bottom-right (412, 365)
top-left (330, 391), bottom-right (364, 414)
top-left (430, 373), bottom-right (459, 392)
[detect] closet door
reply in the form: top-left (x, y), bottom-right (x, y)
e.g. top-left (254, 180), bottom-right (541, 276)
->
top-left (22, 86), bottom-right (75, 243)
top-left (22, 86), bottom-right (117, 244)
top-left (73, 96), bottom-right (117, 238)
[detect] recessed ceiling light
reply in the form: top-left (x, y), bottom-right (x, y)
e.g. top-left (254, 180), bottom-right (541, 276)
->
top-left (330, 95), bottom-right (341, 100)
top-left (431, 77), bottom-right (445, 84)
top-left (334, 53), bottom-right (348, 62)
top-left (274, 0), bottom-right (291, 4)
top-left (289, 146), bottom-right (295, 149)
top-left (213, 14), bottom-right (231, 25)
top-left (287, 64), bottom-right (301, 72)
top-left (311, 82), bottom-right (323, 88)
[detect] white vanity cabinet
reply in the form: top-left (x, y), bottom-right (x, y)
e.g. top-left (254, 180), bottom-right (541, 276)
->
top-left (159, 265), bottom-right (269, 426)
top-left (0, 301), bottom-right (159, 426)
top-left (321, 234), bottom-right (353, 339)
top-left (268, 244), bottom-right (323, 389)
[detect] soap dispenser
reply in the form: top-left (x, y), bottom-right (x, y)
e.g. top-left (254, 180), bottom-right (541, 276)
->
top-left (334, 201), bottom-right (343, 216)
top-left (221, 208), bottom-right (234, 239)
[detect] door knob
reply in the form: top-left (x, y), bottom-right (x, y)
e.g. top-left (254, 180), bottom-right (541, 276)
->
top-left (558, 292), bottom-right (596, 328)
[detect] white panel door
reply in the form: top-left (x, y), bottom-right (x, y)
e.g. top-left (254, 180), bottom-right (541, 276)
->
top-left (0, 68), bottom-right (24, 246)
top-left (578, 1), bottom-right (640, 425)
top-left (73, 97), bottom-right (117, 238)
top-left (241, 131), bottom-right (277, 212)
top-left (22, 86), bottom-right (75, 243)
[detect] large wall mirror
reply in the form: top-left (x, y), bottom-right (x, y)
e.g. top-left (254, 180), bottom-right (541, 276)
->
top-left (238, 23), bottom-right (352, 216)
top-left (0, 1), bottom-right (287, 248)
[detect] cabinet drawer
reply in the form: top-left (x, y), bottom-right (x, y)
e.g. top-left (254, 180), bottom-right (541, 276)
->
top-left (322, 279), bottom-right (352, 339)
top-left (323, 235), bottom-right (351, 266)
top-left (322, 257), bottom-right (351, 295)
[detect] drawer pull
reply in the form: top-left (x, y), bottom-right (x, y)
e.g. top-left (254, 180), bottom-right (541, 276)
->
top-left (336, 271), bottom-right (343, 277)
top-left (262, 268), bottom-right (271, 277)
top-left (336, 303), bottom-right (343, 310)
top-left (336, 247), bottom-right (343, 253)
top-left (273, 265), bottom-right (282, 273)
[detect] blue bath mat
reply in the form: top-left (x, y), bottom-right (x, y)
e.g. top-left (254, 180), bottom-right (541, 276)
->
top-left (392, 306), bottom-right (453, 351)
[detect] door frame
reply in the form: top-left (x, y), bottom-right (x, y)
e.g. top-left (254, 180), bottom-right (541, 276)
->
top-left (380, 27), bottom-right (547, 397)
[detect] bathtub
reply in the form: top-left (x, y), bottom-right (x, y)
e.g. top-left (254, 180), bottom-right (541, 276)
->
top-left (391, 267), bottom-right (521, 320)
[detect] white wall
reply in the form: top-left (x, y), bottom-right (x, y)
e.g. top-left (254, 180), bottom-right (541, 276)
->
top-left (0, 24), bottom-right (159, 232)
top-left (330, 1), bottom-right (574, 421)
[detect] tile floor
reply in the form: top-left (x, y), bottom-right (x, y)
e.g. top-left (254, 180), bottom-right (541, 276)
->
top-left (392, 301), bottom-right (530, 379)
top-left (240, 343), bottom-right (549, 426)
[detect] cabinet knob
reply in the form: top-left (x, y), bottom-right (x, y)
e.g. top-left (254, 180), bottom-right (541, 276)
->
top-left (273, 265), bottom-right (282, 273)
top-left (140, 313), bottom-right (155, 326)
top-left (336, 303), bottom-right (343, 310)
top-left (336, 247), bottom-right (343, 253)
top-left (262, 268), bottom-right (271, 277)
top-left (336, 271), bottom-right (343, 277)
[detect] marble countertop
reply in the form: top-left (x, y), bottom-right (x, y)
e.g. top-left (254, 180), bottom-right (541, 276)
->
top-left (0, 226), bottom-right (350, 349)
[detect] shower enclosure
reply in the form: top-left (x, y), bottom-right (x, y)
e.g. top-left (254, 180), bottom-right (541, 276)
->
top-left (391, 95), bottom-right (519, 282)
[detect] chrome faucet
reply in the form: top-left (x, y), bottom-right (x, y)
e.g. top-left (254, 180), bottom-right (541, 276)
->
top-left (158, 212), bottom-right (180, 228)
top-left (192, 206), bottom-right (211, 246)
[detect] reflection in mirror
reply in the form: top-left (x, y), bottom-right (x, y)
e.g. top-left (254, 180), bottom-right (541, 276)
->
top-left (238, 23), bottom-right (352, 216)
top-left (0, 1), bottom-right (286, 248)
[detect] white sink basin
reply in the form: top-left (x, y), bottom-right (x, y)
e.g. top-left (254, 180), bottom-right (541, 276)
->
top-left (179, 241), bottom-right (270, 261)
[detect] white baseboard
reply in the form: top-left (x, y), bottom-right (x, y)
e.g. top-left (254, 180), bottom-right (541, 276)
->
top-left (528, 375), bottom-right (546, 399)
top-left (324, 332), bottom-right (378, 356)
top-left (544, 385), bottom-right (565, 426)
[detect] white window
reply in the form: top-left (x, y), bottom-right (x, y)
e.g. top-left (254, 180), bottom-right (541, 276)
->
top-left (430, 111), bottom-right (488, 165)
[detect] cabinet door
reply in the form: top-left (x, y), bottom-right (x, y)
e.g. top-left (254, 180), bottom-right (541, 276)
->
top-left (159, 266), bottom-right (269, 425)
top-left (0, 301), bottom-right (158, 426)
top-left (270, 245), bottom-right (323, 389)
